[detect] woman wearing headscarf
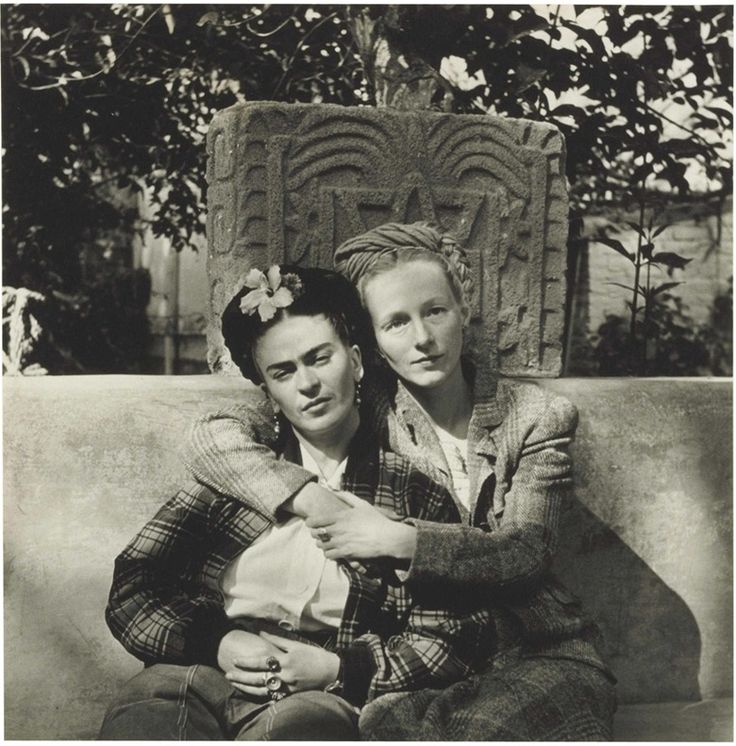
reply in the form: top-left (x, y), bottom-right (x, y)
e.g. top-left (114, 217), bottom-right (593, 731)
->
top-left (185, 223), bottom-right (616, 740)
top-left (100, 265), bottom-right (494, 741)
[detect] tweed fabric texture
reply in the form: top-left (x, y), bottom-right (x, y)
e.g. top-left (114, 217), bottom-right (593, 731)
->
top-left (106, 426), bottom-right (494, 707)
top-left (359, 656), bottom-right (615, 741)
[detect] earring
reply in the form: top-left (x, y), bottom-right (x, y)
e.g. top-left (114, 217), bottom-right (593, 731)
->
top-left (272, 412), bottom-right (280, 436)
top-left (354, 381), bottom-right (362, 407)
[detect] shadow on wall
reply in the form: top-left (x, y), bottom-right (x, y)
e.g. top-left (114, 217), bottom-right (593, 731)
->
top-left (556, 502), bottom-right (701, 704)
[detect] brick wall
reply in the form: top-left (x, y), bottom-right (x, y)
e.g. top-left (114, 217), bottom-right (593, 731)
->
top-left (583, 197), bottom-right (732, 334)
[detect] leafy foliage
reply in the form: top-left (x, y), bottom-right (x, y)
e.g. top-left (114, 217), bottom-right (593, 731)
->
top-left (355, 5), bottom-right (732, 208)
top-left (1, 4), bottom-right (732, 373)
top-left (592, 278), bottom-right (732, 376)
top-left (2, 4), bottom-right (365, 289)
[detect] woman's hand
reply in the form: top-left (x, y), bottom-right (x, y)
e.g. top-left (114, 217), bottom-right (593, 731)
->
top-left (224, 632), bottom-right (341, 697)
top-left (217, 630), bottom-right (282, 674)
top-left (306, 492), bottom-right (418, 561)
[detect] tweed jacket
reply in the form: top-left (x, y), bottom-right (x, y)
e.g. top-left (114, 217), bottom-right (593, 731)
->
top-left (106, 424), bottom-right (494, 707)
top-left (184, 377), bottom-right (610, 674)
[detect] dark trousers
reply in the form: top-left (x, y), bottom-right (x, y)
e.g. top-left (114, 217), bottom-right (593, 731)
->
top-left (99, 663), bottom-right (359, 741)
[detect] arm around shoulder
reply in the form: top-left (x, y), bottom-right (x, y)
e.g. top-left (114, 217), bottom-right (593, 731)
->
top-left (183, 401), bottom-right (316, 520)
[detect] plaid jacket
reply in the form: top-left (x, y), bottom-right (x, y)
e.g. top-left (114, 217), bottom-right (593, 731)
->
top-left (184, 377), bottom-right (610, 675)
top-left (106, 423), bottom-right (494, 707)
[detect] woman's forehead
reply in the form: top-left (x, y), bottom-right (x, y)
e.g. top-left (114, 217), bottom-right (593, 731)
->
top-left (255, 314), bottom-right (341, 365)
top-left (363, 261), bottom-right (455, 306)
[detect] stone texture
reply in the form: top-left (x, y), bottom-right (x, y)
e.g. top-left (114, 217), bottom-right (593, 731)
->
top-left (540, 378), bottom-right (733, 704)
top-left (3, 375), bottom-right (731, 738)
top-left (206, 102), bottom-right (569, 377)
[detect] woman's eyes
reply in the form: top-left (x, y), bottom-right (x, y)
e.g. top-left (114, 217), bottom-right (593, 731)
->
top-left (382, 309), bottom-right (446, 331)
top-left (426, 306), bottom-right (447, 317)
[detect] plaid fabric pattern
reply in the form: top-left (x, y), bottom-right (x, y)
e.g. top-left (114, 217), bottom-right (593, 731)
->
top-left (106, 430), bottom-right (494, 706)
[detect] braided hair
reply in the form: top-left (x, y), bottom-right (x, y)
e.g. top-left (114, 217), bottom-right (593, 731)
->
top-left (333, 222), bottom-right (474, 307)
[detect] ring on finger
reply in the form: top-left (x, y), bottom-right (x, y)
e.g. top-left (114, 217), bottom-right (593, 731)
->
top-left (265, 674), bottom-right (287, 701)
top-left (266, 655), bottom-right (280, 672)
top-left (317, 527), bottom-right (331, 543)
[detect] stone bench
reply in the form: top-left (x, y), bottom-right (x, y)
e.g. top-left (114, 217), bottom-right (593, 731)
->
top-left (4, 375), bottom-right (732, 740)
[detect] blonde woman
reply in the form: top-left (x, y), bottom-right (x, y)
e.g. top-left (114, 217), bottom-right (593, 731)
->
top-left (186, 224), bottom-right (616, 740)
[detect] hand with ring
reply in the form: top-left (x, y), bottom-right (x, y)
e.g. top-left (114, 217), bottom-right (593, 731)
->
top-left (225, 632), bottom-right (340, 698)
top-left (263, 671), bottom-right (288, 701)
top-left (307, 490), bottom-right (415, 561)
top-left (225, 650), bottom-right (288, 700)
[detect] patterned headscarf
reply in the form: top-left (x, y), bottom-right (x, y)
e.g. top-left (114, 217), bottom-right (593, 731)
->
top-left (333, 221), bottom-right (474, 303)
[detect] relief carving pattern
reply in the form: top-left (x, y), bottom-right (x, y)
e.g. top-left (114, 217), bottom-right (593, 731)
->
top-left (207, 103), bottom-right (568, 377)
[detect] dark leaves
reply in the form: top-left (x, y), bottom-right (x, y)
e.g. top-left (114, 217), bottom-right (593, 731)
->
top-left (648, 252), bottom-right (693, 270)
top-left (596, 237), bottom-right (635, 262)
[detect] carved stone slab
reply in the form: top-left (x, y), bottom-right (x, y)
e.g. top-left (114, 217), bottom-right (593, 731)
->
top-left (206, 102), bottom-right (569, 377)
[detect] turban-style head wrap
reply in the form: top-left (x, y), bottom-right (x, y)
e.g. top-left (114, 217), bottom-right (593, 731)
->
top-left (333, 221), bottom-right (474, 305)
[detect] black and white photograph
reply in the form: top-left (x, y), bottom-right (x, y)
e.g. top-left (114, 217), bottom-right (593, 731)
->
top-left (2, 3), bottom-right (733, 741)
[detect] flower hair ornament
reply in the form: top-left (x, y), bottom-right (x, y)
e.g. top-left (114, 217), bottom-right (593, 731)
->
top-left (239, 265), bottom-right (303, 322)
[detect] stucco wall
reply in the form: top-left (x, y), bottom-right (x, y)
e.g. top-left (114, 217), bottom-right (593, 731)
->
top-left (3, 375), bottom-right (731, 738)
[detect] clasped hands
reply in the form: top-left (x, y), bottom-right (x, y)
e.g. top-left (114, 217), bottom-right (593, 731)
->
top-left (219, 630), bottom-right (340, 698)
top-left (305, 490), bottom-right (417, 562)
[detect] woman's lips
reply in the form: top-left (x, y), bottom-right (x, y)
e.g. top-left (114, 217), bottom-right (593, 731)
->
top-left (412, 354), bottom-right (442, 365)
top-left (302, 396), bottom-right (332, 413)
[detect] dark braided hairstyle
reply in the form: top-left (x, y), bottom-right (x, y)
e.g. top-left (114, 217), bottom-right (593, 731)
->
top-left (333, 222), bottom-right (474, 308)
top-left (221, 265), bottom-right (372, 384)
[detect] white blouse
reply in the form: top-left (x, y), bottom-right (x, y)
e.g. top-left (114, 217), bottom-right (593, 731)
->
top-left (220, 444), bottom-right (350, 632)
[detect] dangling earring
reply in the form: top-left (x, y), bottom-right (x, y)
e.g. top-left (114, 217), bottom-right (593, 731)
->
top-left (354, 380), bottom-right (362, 407)
top-left (272, 412), bottom-right (281, 436)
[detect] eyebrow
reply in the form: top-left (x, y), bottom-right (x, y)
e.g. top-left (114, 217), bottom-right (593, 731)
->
top-left (265, 342), bottom-right (333, 373)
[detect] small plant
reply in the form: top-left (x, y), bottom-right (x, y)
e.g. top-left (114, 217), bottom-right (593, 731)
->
top-left (591, 278), bottom-right (732, 377)
top-left (595, 209), bottom-right (693, 375)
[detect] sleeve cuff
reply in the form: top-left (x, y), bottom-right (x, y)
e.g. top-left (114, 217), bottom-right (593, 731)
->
top-left (340, 642), bottom-right (376, 707)
top-left (405, 519), bottom-right (455, 584)
top-left (185, 611), bottom-right (237, 667)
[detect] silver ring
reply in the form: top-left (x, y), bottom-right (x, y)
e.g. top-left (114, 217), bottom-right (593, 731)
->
top-left (317, 527), bottom-right (330, 543)
top-left (265, 674), bottom-right (283, 692)
top-left (266, 655), bottom-right (280, 672)
top-left (265, 673), bottom-right (287, 701)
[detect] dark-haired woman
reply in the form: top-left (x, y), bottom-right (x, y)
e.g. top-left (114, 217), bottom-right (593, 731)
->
top-left (99, 265), bottom-right (493, 741)
top-left (185, 223), bottom-right (617, 740)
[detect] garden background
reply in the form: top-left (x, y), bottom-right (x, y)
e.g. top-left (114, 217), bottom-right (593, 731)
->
top-left (2, 4), bottom-right (732, 377)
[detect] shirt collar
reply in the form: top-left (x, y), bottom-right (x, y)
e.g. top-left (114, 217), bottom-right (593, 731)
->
top-left (394, 377), bottom-right (504, 462)
top-left (394, 377), bottom-right (505, 430)
top-left (280, 417), bottom-right (380, 493)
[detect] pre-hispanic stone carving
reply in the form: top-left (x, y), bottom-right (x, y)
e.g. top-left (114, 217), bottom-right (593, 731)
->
top-left (206, 102), bottom-right (569, 377)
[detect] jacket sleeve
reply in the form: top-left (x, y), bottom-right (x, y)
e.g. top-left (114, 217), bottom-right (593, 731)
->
top-left (340, 601), bottom-right (493, 707)
top-left (183, 400), bottom-right (316, 520)
top-left (105, 486), bottom-right (236, 666)
top-left (405, 392), bottom-right (578, 602)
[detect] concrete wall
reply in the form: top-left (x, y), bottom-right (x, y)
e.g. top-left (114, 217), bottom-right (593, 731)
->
top-left (4, 376), bottom-right (731, 738)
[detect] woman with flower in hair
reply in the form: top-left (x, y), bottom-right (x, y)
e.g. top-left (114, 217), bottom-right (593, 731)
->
top-left (99, 265), bottom-right (494, 741)
top-left (185, 223), bottom-right (616, 741)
